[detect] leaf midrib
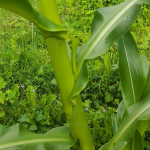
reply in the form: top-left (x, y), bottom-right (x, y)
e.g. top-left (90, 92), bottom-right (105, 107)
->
top-left (85, 0), bottom-right (136, 59)
top-left (0, 138), bottom-right (72, 149)
top-left (109, 99), bottom-right (150, 149)
top-left (122, 36), bottom-right (136, 104)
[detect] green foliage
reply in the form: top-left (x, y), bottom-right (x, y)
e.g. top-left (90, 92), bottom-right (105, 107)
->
top-left (57, 0), bottom-right (126, 46)
top-left (100, 30), bottom-right (150, 150)
top-left (0, 124), bottom-right (76, 150)
top-left (72, 0), bottom-right (143, 99)
top-left (0, 0), bottom-right (150, 150)
top-left (0, 77), bottom-right (66, 133)
top-left (0, 38), bottom-right (58, 98)
top-left (84, 105), bottom-right (117, 148)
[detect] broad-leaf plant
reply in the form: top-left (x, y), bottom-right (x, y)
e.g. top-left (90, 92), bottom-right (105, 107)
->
top-left (0, 0), bottom-right (150, 150)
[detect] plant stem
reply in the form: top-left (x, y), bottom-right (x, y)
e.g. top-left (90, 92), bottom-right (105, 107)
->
top-left (71, 94), bottom-right (95, 150)
top-left (36, 0), bottom-right (95, 149)
top-left (46, 37), bottom-right (95, 150)
top-left (45, 37), bottom-right (74, 118)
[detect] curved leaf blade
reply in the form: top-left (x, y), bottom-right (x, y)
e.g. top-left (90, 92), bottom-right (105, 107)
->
top-left (73, 0), bottom-right (147, 97)
top-left (76, 0), bottom-right (141, 72)
top-left (72, 62), bottom-right (88, 97)
top-left (106, 31), bottom-right (149, 150)
top-left (99, 90), bottom-right (150, 150)
top-left (0, 0), bottom-right (68, 39)
top-left (115, 31), bottom-right (148, 107)
top-left (33, 10), bottom-right (69, 39)
top-left (0, 124), bottom-right (76, 150)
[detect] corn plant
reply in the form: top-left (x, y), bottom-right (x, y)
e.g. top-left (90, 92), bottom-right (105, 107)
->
top-left (0, 0), bottom-right (150, 150)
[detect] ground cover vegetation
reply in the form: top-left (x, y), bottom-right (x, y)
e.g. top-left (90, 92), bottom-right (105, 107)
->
top-left (0, 0), bottom-right (150, 149)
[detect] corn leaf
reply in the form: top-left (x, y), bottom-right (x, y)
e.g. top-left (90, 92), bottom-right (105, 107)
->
top-left (73, 0), bottom-right (149, 96)
top-left (115, 31), bottom-right (148, 108)
top-left (0, 124), bottom-right (76, 150)
top-left (0, 0), bottom-right (68, 39)
top-left (99, 90), bottom-right (150, 150)
top-left (100, 30), bottom-right (150, 150)
top-left (76, 0), bottom-right (141, 70)
top-left (115, 31), bottom-right (149, 148)
top-left (106, 30), bottom-right (148, 150)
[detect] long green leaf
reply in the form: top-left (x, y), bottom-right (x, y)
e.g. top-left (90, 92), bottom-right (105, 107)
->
top-left (73, 0), bottom-right (150, 96)
top-left (79, 0), bottom-right (150, 62)
top-left (76, 0), bottom-right (141, 70)
top-left (0, 124), bottom-right (76, 150)
top-left (115, 31), bottom-right (148, 107)
top-left (114, 31), bottom-right (148, 150)
top-left (100, 30), bottom-right (150, 150)
top-left (0, 0), bottom-right (68, 39)
top-left (99, 90), bottom-right (150, 150)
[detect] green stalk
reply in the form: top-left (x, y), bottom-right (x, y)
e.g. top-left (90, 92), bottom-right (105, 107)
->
top-left (45, 37), bottom-right (74, 118)
top-left (45, 37), bottom-right (95, 150)
top-left (36, 0), bottom-right (74, 118)
top-left (36, 0), bottom-right (95, 149)
top-left (71, 94), bottom-right (95, 150)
